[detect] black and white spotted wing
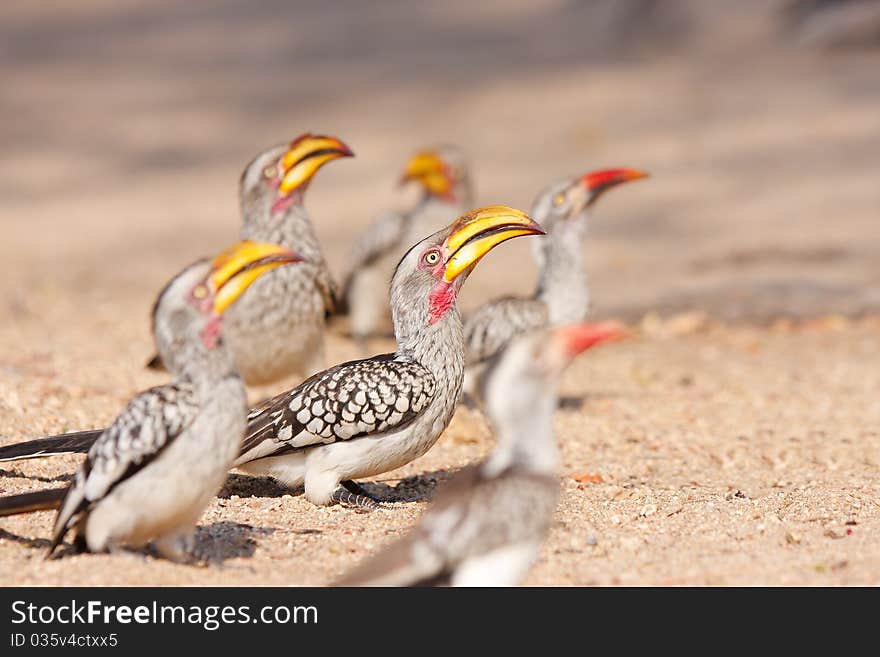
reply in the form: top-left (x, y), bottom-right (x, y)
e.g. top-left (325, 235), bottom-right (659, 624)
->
top-left (239, 354), bottom-right (436, 461)
top-left (51, 383), bottom-right (200, 547)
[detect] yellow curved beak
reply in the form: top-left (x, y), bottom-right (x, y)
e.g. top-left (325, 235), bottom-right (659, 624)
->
top-left (278, 134), bottom-right (354, 196)
top-left (401, 150), bottom-right (453, 197)
top-left (209, 241), bottom-right (303, 314)
top-left (443, 205), bottom-right (545, 282)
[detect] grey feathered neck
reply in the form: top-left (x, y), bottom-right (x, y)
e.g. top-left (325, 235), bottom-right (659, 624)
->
top-left (534, 218), bottom-right (590, 324)
top-left (483, 389), bottom-right (558, 477)
top-left (173, 337), bottom-right (239, 391)
top-left (389, 269), bottom-right (465, 394)
top-left (154, 308), bottom-right (240, 393)
top-left (480, 339), bottom-right (561, 477)
top-left (241, 198), bottom-right (326, 266)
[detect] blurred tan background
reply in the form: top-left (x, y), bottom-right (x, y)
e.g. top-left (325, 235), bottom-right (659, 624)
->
top-left (1, 0), bottom-right (878, 325)
top-left (2, 1), bottom-right (880, 586)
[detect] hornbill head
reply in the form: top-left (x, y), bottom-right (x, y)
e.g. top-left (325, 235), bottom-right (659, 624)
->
top-left (399, 145), bottom-right (471, 204)
top-left (240, 134), bottom-right (354, 216)
top-left (206, 241), bottom-right (305, 316)
top-left (391, 206), bottom-right (545, 328)
top-left (482, 322), bottom-right (626, 420)
top-left (153, 242), bottom-right (304, 359)
top-left (532, 167), bottom-right (648, 234)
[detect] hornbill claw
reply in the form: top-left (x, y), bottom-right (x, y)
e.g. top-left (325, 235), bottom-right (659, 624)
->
top-left (332, 487), bottom-right (381, 512)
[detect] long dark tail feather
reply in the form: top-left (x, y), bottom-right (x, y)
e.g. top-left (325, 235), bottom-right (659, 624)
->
top-left (0, 429), bottom-right (102, 462)
top-left (145, 353), bottom-right (165, 371)
top-left (0, 487), bottom-right (66, 517)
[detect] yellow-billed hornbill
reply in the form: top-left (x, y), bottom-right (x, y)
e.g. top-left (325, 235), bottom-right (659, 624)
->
top-left (148, 134), bottom-right (353, 384)
top-left (1, 242), bottom-right (301, 559)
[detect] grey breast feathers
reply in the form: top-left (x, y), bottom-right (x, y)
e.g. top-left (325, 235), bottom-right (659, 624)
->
top-left (338, 465), bottom-right (557, 586)
top-left (424, 465), bottom-right (558, 559)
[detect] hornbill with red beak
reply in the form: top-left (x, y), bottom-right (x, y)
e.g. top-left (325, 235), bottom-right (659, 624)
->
top-left (339, 322), bottom-right (623, 586)
top-left (464, 168), bottom-right (647, 378)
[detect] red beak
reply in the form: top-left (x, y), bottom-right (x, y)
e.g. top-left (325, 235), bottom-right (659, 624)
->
top-left (556, 321), bottom-right (627, 358)
top-left (580, 168), bottom-right (649, 199)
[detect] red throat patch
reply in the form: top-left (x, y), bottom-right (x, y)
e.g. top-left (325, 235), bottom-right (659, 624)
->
top-left (428, 281), bottom-right (456, 324)
top-left (271, 195), bottom-right (295, 215)
top-left (201, 315), bottom-right (223, 349)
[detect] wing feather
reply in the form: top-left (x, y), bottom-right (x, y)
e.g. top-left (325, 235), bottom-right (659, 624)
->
top-left (51, 383), bottom-right (200, 548)
top-left (464, 297), bottom-right (549, 364)
top-left (237, 354), bottom-right (435, 463)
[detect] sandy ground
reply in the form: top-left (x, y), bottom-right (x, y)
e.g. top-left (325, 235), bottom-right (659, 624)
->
top-left (0, 1), bottom-right (878, 585)
top-left (1, 311), bottom-right (878, 586)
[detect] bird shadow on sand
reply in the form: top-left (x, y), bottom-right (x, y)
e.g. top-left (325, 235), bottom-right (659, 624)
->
top-left (354, 469), bottom-right (456, 504)
top-left (0, 527), bottom-right (53, 550)
top-left (218, 474), bottom-right (296, 499)
top-left (0, 467), bottom-right (74, 484)
top-left (459, 392), bottom-right (483, 411)
top-left (47, 522), bottom-right (277, 564)
top-left (0, 522), bottom-right (273, 563)
top-left (558, 396), bottom-right (588, 411)
top-left (558, 391), bottom-right (629, 411)
top-left (193, 521), bottom-right (276, 565)
top-left (217, 470), bottom-right (455, 504)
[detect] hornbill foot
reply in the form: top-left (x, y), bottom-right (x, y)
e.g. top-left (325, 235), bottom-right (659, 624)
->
top-left (331, 486), bottom-right (380, 512)
top-left (341, 479), bottom-right (380, 500)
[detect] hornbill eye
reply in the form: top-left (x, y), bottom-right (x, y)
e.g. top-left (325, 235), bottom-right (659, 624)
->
top-left (263, 165), bottom-right (278, 180)
top-left (192, 285), bottom-right (208, 300)
top-left (423, 250), bottom-right (441, 266)
top-left (552, 193), bottom-right (566, 208)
